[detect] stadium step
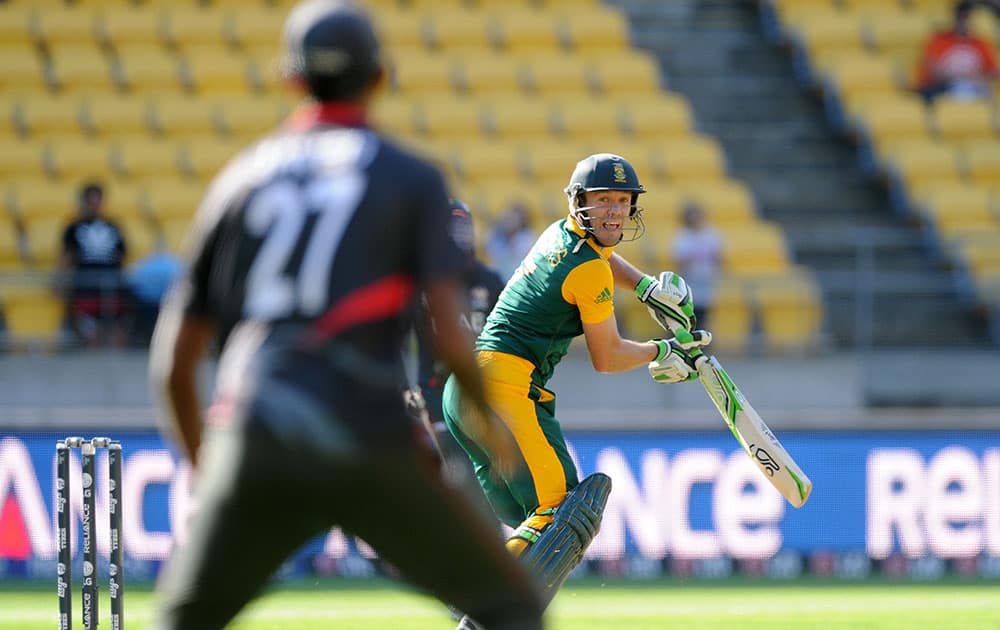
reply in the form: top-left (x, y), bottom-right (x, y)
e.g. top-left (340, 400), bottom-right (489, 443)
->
top-left (615, 0), bottom-right (992, 349)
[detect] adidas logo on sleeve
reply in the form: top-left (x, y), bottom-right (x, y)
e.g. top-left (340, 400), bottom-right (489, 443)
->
top-left (594, 287), bottom-right (613, 304)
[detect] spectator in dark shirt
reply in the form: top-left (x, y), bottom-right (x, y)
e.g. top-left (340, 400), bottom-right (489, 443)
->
top-left (59, 182), bottom-right (131, 348)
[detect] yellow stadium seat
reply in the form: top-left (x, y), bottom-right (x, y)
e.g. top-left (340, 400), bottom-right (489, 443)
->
top-left (7, 179), bottom-right (77, 223)
top-left (969, 6), bottom-right (999, 47)
top-left (96, 8), bottom-right (164, 48)
top-left (614, 292), bottom-right (662, 340)
top-left (661, 136), bottom-right (727, 181)
top-left (467, 181), bottom-right (560, 225)
top-left (931, 99), bottom-right (995, 143)
top-left (149, 96), bottom-right (221, 138)
top-left (142, 180), bottom-right (207, 222)
top-left (21, 217), bottom-right (66, 268)
top-left (160, 8), bottom-right (228, 49)
top-left (963, 141), bottom-right (1000, 186)
top-left (0, 216), bottom-right (22, 269)
top-left (619, 95), bottom-right (694, 140)
top-left (552, 100), bottom-right (623, 139)
top-left (720, 221), bottom-right (791, 276)
top-left (521, 54), bottom-right (591, 96)
top-left (599, 141), bottom-right (664, 182)
top-left (416, 98), bottom-right (487, 141)
top-left (853, 94), bottom-right (930, 149)
top-left (754, 268), bottom-right (823, 353)
top-left (182, 47), bottom-right (255, 94)
top-left (226, 8), bottom-right (283, 49)
top-left (788, 11), bottom-right (864, 59)
top-left (492, 10), bottom-right (561, 53)
top-left (0, 139), bottom-right (47, 178)
top-left (484, 97), bottom-right (555, 139)
top-left (12, 96), bottom-right (84, 138)
top-left (370, 96), bottom-right (418, 136)
top-left (372, 11), bottom-right (428, 51)
top-left (112, 139), bottom-right (184, 180)
top-left (559, 10), bottom-right (629, 52)
top-left (819, 52), bottom-right (901, 104)
top-left (424, 10), bottom-right (495, 51)
top-left (31, 8), bottom-right (99, 47)
top-left (882, 140), bottom-right (961, 190)
top-left (43, 138), bottom-right (115, 181)
top-left (707, 276), bottom-right (753, 356)
top-left (0, 47), bottom-right (49, 94)
top-left (769, 0), bottom-right (838, 21)
top-left (80, 95), bottom-right (153, 138)
top-left (117, 216), bottom-right (158, 264)
top-left (101, 182), bottom-right (146, 221)
top-left (455, 54), bottom-right (526, 96)
top-left (681, 180), bottom-right (758, 226)
top-left (0, 286), bottom-right (66, 348)
top-left (586, 53), bottom-right (663, 95)
top-left (863, 10), bottom-right (934, 56)
top-left (960, 233), bottom-right (1000, 275)
top-left (635, 187), bottom-right (686, 239)
top-left (391, 55), bottom-right (458, 95)
top-left (47, 45), bottom-right (118, 93)
top-left (0, 9), bottom-right (34, 47)
top-left (160, 216), bottom-right (192, 256)
top-left (115, 47), bottom-right (184, 94)
top-left (913, 183), bottom-right (998, 241)
top-left (453, 142), bottom-right (525, 185)
top-left (397, 136), bottom-right (457, 181)
top-left (217, 96), bottom-right (289, 140)
top-left (523, 142), bottom-right (595, 184)
top-left (181, 138), bottom-right (245, 181)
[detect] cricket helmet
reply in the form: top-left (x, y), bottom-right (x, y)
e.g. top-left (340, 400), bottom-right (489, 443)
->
top-left (281, 0), bottom-right (382, 101)
top-left (564, 153), bottom-right (646, 242)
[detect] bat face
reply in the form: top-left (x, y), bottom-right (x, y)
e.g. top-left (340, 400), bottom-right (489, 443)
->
top-left (698, 356), bottom-right (813, 508)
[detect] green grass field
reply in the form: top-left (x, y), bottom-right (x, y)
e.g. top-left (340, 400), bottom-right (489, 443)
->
top-left (3, 579), bottom-right (999, 629)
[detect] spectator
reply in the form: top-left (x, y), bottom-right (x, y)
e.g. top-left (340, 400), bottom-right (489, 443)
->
top-left (127, 240), bottom-right (183, 346)
top-left (485, 201), bottom-right (535, 281)
top-left (59, 182), bottom-right (131, 348)
top-left (915, 0), bottom-right (999, 103)
top-left (672, 202), bottom-right (722, 329)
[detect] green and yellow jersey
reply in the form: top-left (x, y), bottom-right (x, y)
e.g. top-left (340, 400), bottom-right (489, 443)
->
top-left (477, 217), bottom-right (616, 387)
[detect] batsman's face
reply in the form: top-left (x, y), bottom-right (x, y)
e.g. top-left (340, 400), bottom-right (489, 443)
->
top-left (582, 190), bottom-right (631, 246)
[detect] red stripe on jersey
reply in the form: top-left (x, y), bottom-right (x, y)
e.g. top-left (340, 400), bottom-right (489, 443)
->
top-left (285, 103), bottom-right (369, 131)
top-left (310, 274), bottom-right (415, 340)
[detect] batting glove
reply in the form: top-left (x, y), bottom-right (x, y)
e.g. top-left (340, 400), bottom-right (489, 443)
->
top-left (648, 329), bottom-right (713, 384)
top-left (635, 271), bottom-right (696, 334)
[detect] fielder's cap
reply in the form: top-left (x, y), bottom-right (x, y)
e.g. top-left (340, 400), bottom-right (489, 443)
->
top-left (281, 0), bottom-right (382, 100)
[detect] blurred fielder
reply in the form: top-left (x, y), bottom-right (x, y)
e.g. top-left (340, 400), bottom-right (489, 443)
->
top-left (149, 2), bottom-right (543, 628)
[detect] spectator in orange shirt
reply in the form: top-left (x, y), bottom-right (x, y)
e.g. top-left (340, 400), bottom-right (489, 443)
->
top-left (915, 0), bottom-right (999, 102)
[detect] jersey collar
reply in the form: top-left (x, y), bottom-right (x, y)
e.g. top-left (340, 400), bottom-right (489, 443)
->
top-left (285, 102), bottom-right (369, 132)
top-left (564, 214), bottom-right (615, 259)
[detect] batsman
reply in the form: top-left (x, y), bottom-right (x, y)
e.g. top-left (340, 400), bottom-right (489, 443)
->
top-left (442, 153), bottom-right (713, 626)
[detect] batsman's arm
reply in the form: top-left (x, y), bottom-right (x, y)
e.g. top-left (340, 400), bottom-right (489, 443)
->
top-left (608, 252), bottom-right (646, 291)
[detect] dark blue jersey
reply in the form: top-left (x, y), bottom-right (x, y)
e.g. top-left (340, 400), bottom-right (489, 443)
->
top-left (174, 104), bottom-right (462, 439)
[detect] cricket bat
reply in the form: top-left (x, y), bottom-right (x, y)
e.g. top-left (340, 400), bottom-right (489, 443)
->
top-left (696, 355), bottom-right (813, 508)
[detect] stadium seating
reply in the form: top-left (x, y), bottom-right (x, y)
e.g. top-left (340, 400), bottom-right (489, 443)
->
top-left (0, 0), bottom-right (823, 353)
top-left (0, 285), bottom-right (66, 349)
top-left (771, 0), bottom-right (1000, 330)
